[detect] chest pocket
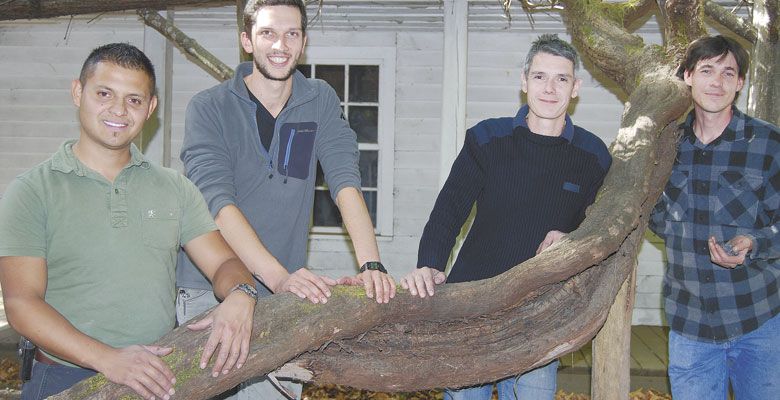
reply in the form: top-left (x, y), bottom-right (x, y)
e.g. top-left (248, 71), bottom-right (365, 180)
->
top-left (662, 170), bottom-right (689, 222)
top-left (714, 171), bottom-right (763, 228)
top-left (277, 122), bottom-right (317, 181)
top-left (142, 208), bottom-right (180, 250)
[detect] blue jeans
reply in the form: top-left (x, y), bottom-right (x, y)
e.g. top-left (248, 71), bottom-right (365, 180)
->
top-left (176, 287), bottom-right (302, 400)
top-left (21, 360), bottom-right (96, 400)
top-left (668, 313), bottom-right (780, 400)
top-left (444, 360), bottom-right (559, 400)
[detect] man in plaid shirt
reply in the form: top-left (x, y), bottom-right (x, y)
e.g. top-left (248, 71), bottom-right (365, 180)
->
top-left (650, 35), bottom-right (780, 399)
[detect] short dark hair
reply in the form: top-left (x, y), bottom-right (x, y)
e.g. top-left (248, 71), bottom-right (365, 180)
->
top-left (524, 34), bottom-right (580, 76)
top-left (79, 43), bottom-right (156, 94)
top-left (243, 0), bottom-right (307, 35)
top-left (676, 35), bottom-right (749, 80)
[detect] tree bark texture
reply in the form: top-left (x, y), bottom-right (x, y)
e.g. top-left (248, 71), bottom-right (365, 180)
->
top-left (0, 0), bottom-right (226, 21)
top-left (591, 265), bottom-right (637, 400)
top-left (746, 0), bottom-right (780, 125)
top-left (137, 9), bottom-right (235, 82)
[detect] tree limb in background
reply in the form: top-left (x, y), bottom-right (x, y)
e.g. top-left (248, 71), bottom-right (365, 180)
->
top-left (138, 8), bottom-right (235, 82)
top-left (704, 0), bottom-right (757, 42)
top-left (0, 0), bottom-right (226, 21)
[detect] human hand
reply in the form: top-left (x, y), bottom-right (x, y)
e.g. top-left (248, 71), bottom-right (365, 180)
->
top-left (186, 290), bottom-right (255, 377)
top-left (536, 230), bottom-right (567, 255)
top-left (276, 268), bottom-right (337, 304)
top-left (101, 345), bottom-right (175, 400)
top-left (351, 269), bottom-right (396, 304)
top-left (709, 235), bottom-right (752, 269)
top-left (400, 267), bottom-right (446, 298)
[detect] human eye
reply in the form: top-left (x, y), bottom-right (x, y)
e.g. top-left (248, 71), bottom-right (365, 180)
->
top-left (557, 76), bottom-right (570, 83)
top-left (97, 90), bottom-right (110, 98)
top-left (286, 30), bottom-right (300, 38)
top-left (531, 73), bottom-right (545, 80)
top-left (128, 97), bottom-right (144, 106)
top-left (259, 30), bottom-right (275, 40)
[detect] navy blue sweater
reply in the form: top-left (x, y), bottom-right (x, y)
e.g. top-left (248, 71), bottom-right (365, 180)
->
top-left (417, 106), bottom-right (611, 283)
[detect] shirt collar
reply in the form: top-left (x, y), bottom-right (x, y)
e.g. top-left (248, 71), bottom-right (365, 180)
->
top-left (681, 105), bottom-right (750, 145)
top-left (512, 104), bottom-right (574, 142)
top-left (50, 139), bottom-right (149, 175)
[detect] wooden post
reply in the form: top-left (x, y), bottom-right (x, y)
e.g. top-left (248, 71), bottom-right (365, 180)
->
top-left (591, 261), bottom-right (637, 399)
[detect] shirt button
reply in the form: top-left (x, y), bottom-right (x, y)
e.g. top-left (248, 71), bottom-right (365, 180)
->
top-left (114, 188), bottom-right (119, 194)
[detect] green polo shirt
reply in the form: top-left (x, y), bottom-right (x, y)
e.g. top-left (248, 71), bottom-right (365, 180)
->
top-left (0, 140), bottom-right (217, 363)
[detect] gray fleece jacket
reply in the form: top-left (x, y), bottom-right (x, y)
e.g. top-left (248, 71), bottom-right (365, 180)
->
top-left (176, 62), bottom-right (361, 295)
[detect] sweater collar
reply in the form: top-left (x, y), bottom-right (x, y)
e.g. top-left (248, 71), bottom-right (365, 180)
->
top-left (512, 105), bottom-right (574, 142)
top-left (230, 62), bottom-right (316, 109)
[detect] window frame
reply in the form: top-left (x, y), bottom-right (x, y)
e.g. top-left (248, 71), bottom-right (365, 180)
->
top-left (302, 46), bottom-right (396, 237)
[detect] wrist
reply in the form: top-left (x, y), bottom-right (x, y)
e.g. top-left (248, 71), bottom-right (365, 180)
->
top-left (359, 261), bottom-right (387, 274)
top-left (229, 283), bottom-right (258, 304)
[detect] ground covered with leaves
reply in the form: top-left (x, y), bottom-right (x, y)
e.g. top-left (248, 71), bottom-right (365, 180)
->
top-left (0, 358), bottom-right (670, 399)
top-left (302, 384), bottom-right (671, 400)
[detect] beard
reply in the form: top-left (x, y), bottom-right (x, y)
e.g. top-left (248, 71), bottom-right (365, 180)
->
top-left (254, 55), bottom-right (298, 81)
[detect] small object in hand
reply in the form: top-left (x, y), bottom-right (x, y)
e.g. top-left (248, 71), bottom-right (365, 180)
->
top-left (722, 242), bottom-right (739, 257)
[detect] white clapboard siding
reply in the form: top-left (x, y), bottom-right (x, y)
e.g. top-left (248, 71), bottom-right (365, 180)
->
top-left (0, 12), bottom-right (147, 194)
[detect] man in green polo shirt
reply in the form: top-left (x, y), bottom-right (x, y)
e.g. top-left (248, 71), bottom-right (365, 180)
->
top-left (0, 43), bottom-right (257, 400)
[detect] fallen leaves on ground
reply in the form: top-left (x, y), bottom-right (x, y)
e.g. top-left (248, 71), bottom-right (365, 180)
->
top-left (302, 385), bottom-right (672, 400)
top-left (0, 358), bottom-right (671, 399)
top-left (0, 359), bottom-right (20, 390)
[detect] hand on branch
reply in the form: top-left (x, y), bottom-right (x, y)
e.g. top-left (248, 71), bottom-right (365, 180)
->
top-left (275, 268), bottom-right (337, 304)
top-left (536, 230), bottom-right (567, 255)
top-left (400, 267), bottom-right (447, 298)
top-left (186, 290), bottom-right (255, 377)
top-left (337, 270), bottom-right (397, 304)
top-left (100, 345), bottom-right (176, 400)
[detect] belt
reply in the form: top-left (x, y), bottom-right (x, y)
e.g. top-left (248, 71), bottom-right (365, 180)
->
top-left (34, 350), bottom-right (58, 366)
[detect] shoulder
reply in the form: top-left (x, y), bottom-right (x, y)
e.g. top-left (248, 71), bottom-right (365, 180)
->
top-left (467, 117), bottom-right (515, 146)
top-left (190, 79), bottom-right (233, 107)
top-left (570, 126), bottom-right (612, 173)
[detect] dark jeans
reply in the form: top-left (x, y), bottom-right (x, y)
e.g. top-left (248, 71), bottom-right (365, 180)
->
top-left (21, 360), bottom-right (96, 400)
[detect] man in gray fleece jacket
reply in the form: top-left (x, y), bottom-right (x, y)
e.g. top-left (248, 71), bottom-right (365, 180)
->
top-left (176, 0), bottom-right (396, 398)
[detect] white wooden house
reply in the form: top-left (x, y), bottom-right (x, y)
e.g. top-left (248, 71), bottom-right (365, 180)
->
top-left (0, 0), bottom-right (751, 326)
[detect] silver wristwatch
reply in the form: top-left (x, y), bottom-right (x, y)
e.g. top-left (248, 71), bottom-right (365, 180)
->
top-left (230, 283), bottom-right (258, 303)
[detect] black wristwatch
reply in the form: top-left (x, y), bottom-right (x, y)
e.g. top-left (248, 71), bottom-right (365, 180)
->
top-left (359, 261), bottom-right (387, 274)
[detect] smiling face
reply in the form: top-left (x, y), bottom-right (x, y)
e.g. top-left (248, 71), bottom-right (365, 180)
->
top-left (684, 52), bottom-right (744, 116)
top-left (521, 52), bottom-right (581, 125)
top-left (71, 61), bottom-right (157, 152)
top-left (241, 5), bottom-right (306, 82)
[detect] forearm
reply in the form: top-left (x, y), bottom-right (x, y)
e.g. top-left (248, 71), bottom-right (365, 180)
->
top-left (214, 204), bottom-right (290, 292)
top-left (5, 296), bottom-right (113, 371)
top-left (336, 187), bottom-right (380, 266)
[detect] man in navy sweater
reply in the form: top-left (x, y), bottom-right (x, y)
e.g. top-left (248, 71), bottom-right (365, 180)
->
top-left (400, 34), bottom-right (611, 400)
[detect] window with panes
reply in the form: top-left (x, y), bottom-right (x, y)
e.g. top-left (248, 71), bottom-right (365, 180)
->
top-left (297, 47), bottom-right (394, 236)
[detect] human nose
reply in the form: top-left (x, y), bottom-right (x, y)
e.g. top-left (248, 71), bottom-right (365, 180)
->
top-left (108, 99), bottom-right (127, 116)
top-left (272, 36), bottom-right (288, 51)
top-left (544, 77), bottom-right (556, 93)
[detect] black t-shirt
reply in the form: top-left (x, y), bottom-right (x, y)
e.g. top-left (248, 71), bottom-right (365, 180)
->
top-left (246, 85), bottom-right (276, 152)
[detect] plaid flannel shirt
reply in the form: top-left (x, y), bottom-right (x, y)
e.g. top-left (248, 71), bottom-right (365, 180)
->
top-left (650, 106), bottom-right (780, 342)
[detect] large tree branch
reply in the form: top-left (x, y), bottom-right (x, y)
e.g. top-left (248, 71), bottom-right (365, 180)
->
top-left (704, 0), bottom-right (758, 42)
top-left (0, 0), bottom-right (227, 21)
top-left (138, 8), bottom-right (235, 82)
